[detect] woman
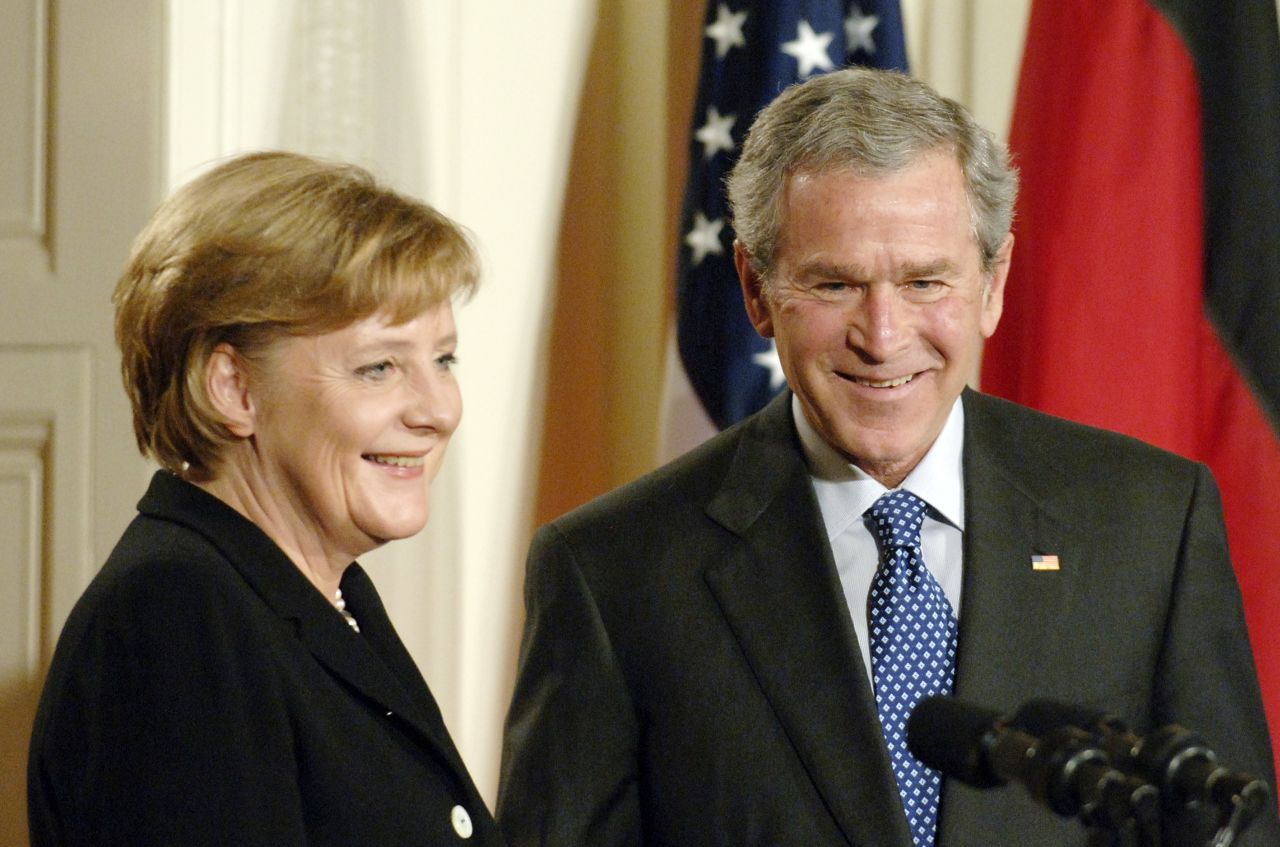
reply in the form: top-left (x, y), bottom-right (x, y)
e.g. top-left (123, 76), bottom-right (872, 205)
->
top-left (28, 151), bottom-right (504, 846)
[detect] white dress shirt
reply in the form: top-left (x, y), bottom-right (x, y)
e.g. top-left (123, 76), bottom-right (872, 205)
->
top-left (793, 395), bottom-right (966, 678)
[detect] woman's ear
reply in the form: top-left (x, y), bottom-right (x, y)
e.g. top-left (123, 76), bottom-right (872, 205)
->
top-left (205, 343), bottom-right (256, 438)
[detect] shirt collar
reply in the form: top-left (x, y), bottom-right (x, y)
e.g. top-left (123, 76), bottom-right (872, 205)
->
top-left (793, 394), bottom-right (966, 541)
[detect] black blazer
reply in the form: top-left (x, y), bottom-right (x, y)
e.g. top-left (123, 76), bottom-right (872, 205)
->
top-left (29, 471), bottom-right (503, 847)
top-left (497, 389), bottom-right (1279, 846)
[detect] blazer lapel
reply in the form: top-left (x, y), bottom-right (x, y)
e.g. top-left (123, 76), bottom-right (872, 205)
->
top-left (336, 564), bottom-right (486, 793)
top-left (249, 560), bottom-right (486, 803)
top-left (954, 390), bottom-right (1079, 712)
top-left (291, 593), bottom-right (448, 744)
top-left (264, 568), bottom-right (475, 782)
top-left (702, 394), bottom-right (914, 847)
top-left (137, 473), bottom-right (467, 776)
top-left (938, 392), bottom-right (1088, 843)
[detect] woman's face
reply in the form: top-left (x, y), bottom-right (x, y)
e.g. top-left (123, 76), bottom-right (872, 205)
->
top-left (247, 304), bottom-right (461, 562)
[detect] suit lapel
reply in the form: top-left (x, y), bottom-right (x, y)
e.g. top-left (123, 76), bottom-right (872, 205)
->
top-left (137, 472), bottom-right (469, 779)
top-left (938, 392), bottom-right (1087, 843)
top-left (250, 563), bottom-right (476, 783)
top-left (702, 394), bottom-right (914, 847)
top-left (953, 390), bottom-right (1079, 711)
top-left (291, 589), bottom-right (452, 749)
top-left (335, 564), bottom-right (486, 793)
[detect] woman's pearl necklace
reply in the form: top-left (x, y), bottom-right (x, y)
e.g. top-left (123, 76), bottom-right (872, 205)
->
top-left (333, 588), bottom-right (361, 633)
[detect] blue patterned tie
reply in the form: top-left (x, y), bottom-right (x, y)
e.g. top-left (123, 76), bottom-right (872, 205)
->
top-left (866, 490), bottom-right (958, 847)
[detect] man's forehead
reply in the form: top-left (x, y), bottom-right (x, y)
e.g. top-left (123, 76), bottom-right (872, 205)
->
top-left (776, 159), bottom-right (982, 266)
top-left (787, 146), bottom-right (965, 189)
top-left (779, 156), bottom-right (973, 229)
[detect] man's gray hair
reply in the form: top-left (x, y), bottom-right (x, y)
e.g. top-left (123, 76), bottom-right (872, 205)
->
top-left (727, 67), bottom-right (1018, 277)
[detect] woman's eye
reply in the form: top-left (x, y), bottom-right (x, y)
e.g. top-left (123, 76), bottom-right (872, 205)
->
top-left (356, 360), bottom-right (395, 379)
top-left (435, 353), bottom-right (458, 371)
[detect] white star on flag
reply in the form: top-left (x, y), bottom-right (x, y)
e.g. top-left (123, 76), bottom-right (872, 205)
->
top-left (695, 107), bottom-right (736, 159)
top-left (845, 6), bottom-right (880, 55)
top-left (753, 341), bottom-right (786, 389)
top-left (781, 20), bottom-right (835, 78)
top-left (705, 3), bottom-right (748, 60)
top-left (685, 212), bottom-right (725, 266)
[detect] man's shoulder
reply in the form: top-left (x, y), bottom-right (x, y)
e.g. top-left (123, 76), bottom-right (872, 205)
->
top-left (544, 396), bottom-right (804, 546)
top-left (553, 415), bottom-right (754, 532)
top-left (964, 390), bottom-right (1206, 482)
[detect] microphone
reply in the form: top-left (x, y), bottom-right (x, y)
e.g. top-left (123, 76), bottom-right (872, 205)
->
top-left (1011, 699), bottom-right (1271, 815)
top-left (1010, 699), bottom-right (1273, 834)
top-left (907, 696), bottom-right (1159, 830)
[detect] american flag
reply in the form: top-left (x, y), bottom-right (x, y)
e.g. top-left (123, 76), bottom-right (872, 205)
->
top-left (676, 1), bottom-right (908, 429)
top-left (1030, 554), bottom-right (1061, 572)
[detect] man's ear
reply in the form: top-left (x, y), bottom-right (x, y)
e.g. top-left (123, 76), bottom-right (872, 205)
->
top-left (205, 343), bottom-right (256, 438)
top-left (980, 233), bottom-right (1014, 339)
top-left (735, 241), bottom-right (774, 338)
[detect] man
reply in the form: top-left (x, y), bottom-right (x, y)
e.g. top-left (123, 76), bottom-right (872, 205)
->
top-left (498, 69), bottom-right (1279, 846)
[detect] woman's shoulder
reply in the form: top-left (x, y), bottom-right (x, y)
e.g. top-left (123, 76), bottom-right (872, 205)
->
top-left (54, 513), bottom-right (270, 666)
top-left (100, 513), bottom-right (252, 604)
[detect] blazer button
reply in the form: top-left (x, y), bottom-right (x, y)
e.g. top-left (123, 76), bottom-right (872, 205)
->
top-left (451, 804), bottom-right (473, 839)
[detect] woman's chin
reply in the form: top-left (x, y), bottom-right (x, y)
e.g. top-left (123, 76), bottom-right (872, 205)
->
top-left (352, 503), bottom-right (431, 550)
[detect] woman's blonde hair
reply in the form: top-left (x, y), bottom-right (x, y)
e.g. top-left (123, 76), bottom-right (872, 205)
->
top-left (114, 150), bottom-right (479, 478)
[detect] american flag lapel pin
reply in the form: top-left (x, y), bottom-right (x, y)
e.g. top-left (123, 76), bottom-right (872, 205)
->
top-left (1031, 553), bottom-right (1061, 572)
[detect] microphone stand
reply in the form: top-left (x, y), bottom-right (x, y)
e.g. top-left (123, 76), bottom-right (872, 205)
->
top-left (1077, 779), bottom-right (1268, 847)
top-left (1127, 724), bottom-right (1272, 847)
top-left (1010, 702), bottom-right (1273, 847)
top-left (1011, 726), bottom-right (1162, 847)
top-left (907, 696), bottom-right (1273, 846)
top-left (1207, 779), bottom-right (1269, 847)
top-left (1006, 724), bottom-right (1269, 846)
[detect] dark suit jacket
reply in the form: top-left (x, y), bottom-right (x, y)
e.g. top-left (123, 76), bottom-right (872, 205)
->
top-left (497, 389), bottom-right (1279, 846)
top-left (29, 470), bottom-right (503, 847)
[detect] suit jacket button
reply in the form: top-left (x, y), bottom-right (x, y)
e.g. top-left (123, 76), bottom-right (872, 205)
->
top-left (451, 804), bottom-right (473, 839)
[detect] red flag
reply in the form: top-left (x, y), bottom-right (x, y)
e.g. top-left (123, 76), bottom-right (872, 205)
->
top-left (982, 0), bottom-right (1280, 768)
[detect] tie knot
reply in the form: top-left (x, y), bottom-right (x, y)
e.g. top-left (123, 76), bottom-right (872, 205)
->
top-left (866, 489), bottom-right (927, 550)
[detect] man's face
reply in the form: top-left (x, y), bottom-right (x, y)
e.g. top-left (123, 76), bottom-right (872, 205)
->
top-left (737, 152), bottom-right (1011, 487)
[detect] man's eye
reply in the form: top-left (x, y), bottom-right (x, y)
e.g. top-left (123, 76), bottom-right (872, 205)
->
top-left (904, 280), bottom-right (947, 297)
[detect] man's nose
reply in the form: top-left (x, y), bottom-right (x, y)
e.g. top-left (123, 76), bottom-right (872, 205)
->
top-left (848, 286), bottom-right (910, 362)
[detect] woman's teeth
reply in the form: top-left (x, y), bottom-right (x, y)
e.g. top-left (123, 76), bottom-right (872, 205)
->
top-left (364, 454), bottom-right (425, 467)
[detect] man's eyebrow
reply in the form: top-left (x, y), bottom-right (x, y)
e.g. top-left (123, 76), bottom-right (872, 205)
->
top-left (899, 259), bottom-right (956, 279)
top-left (792, 258), bottom-right (958, 281)
top-left (793, 260), bottom-right (870, 281)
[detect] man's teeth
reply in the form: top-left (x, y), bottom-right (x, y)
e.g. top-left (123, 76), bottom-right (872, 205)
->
top-left (365, 454), bottom-right (425, 468)
top-left (855, 374), bottom-right (914, 388)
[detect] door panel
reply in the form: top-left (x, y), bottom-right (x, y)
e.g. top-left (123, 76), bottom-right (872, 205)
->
top-left (0, 1), bottom-right (163, 842)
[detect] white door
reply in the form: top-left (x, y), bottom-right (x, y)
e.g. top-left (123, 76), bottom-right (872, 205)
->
top-left (0, 1), bottom-right (163, 841)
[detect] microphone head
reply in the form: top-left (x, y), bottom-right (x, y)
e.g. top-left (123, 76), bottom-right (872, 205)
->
top-left (907, 696), bottom-right (1006, 788)
top-left (1011, 699), bottom-right (1112, 737)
